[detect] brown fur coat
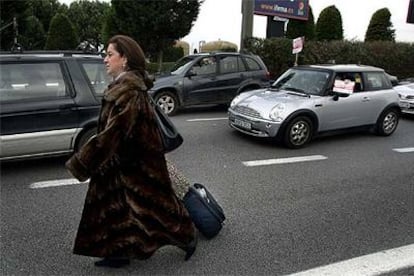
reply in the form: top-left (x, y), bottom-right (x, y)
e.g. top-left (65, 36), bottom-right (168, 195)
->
top-left (65, 71), bottom-right (195, 258)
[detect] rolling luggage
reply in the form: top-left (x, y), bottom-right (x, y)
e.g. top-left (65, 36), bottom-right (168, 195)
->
top-left (183, 183), bottom-right (225, 239)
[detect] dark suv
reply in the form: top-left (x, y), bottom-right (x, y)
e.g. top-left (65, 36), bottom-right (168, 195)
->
top-left (149, 52), bottom-right (270, 115)
top-left (0, 51), bottom-right (111, 161)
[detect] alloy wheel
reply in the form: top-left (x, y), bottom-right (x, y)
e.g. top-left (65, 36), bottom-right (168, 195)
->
top-left (382, 111), bottom-right (398, 135)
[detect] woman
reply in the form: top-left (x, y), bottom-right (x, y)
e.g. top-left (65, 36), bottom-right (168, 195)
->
top-left (66, 35), bottom-right (197, 268)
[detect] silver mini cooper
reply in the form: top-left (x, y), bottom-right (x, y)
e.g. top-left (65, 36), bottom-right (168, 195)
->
top-left (228, 64), bottom-right (401, 148)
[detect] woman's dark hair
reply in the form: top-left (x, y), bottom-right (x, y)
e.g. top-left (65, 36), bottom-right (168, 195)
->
top-left (107, 35), bottom-right (153, 88)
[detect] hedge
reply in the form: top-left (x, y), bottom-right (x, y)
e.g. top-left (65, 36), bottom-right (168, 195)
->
top-left (244, 37), bottom-right (414, 80)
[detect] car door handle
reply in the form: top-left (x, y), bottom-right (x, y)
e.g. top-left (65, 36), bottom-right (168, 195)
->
top-left (362, 97), bottom-right (370, 102)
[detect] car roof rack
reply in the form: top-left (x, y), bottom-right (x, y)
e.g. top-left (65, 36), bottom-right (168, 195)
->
top-left (0, 49), bottom-right (105, 57)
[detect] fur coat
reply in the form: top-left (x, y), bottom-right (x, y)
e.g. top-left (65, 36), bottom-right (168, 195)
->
top-left (66, 71), bottom-right (195, 259)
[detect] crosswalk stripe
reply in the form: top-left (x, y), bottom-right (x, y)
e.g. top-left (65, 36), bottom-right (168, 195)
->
top-left (393, 147), bottom-right (414, 153)
top-left (29, 178), bottom-right (88, 189)
top-left (242, 155), bottom-right (327, 167)
top-left (287, 243), bottom-right (414, 276)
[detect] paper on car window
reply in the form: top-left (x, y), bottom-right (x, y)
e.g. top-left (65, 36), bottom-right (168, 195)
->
top-left (333, 79), bottom-right (355, 94)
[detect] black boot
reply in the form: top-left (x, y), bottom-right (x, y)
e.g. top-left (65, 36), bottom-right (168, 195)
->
top-left (183, 232), bottom-right (198, 261)
top-left (94, 257), bottom-right (130, 268)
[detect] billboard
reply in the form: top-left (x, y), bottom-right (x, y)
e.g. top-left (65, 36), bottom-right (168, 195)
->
top-left (254, 0), bottom-right (309, 21)
top-left (408, 0), bottom-right (414, 23)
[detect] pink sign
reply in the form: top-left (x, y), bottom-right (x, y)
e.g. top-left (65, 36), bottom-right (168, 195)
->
top-left (333, 79), bottom-right (355, 94)
top-left (292, 37), bottom-right (304, 54)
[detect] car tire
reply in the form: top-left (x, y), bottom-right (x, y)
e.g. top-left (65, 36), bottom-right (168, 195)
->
top-left (76, 127), bottom-right (97, 152)
top-left (155, 91), bottom-right (179, 116)
top-left (283, 116), bottom-right (313, 149)
top-left (375, 108), bottom-right (399, 136)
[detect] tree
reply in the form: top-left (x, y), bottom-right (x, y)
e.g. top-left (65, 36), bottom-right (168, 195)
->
top-left (163, 46), bottom-right (185, 62)
top-left (110, 0), bottom-right (203, 71)
top-left (19, 15), bottom-right (46, 50)
top-left (27, 0), bottom-right (62, 35)
top-left (102, 7), bottom-right (119, 46)
top-left (45, 13), bottom-right (78, 50)
top-left (365, 8), bottom-right (395, 42)
top-left (67, 0), bottom-right (111, 50)
top-left (315, 5), bottom-right (343, 41)
top-left (286, 6), bottom-right (315, 40)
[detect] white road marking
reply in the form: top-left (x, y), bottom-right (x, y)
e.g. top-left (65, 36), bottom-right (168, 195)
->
top-left (187, 117), bottom-right (227, 122)
top-left (287, 243), bottom-right (414, 276)
top-left (29, 178), bottom-right (88, 189)
top-left (242, 155), bottom-right (327, 167)
top-left (393, 147), bottom-right (414, 153)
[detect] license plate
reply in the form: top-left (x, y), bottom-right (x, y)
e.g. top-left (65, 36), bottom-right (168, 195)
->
top-left (234, 118), bottom-right (251, 129)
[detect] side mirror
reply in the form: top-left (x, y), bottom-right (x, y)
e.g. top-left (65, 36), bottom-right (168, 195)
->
top-left (331, 90), bottom-right (351, 101)
top-left (186, 70), bottom-right (197, 78)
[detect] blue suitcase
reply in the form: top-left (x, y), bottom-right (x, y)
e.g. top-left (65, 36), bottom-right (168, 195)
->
top-left (183, 183), bottom-right (225, 239)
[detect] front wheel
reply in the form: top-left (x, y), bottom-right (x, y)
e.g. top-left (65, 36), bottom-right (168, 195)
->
top-left (283, 116), bottom-right (313, 149)
top-left (155, 91), bottom-right (179, 116)
top-left (375, 108), bottom-right (399, 136)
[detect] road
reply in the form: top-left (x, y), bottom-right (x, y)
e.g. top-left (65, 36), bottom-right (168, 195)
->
top-left (1, 106), bottom-right (413, 276)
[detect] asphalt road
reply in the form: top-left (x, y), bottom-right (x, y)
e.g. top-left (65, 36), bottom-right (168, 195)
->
top-left (1, 107), bottom-right (414, 276)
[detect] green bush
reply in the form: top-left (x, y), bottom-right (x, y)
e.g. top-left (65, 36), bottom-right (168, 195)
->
top-left (45, 13), bottom-right (78, 50)
top-left (245, 37), bottom-right (414, 80)
top-left (163, 46), bottom-right (184, 62)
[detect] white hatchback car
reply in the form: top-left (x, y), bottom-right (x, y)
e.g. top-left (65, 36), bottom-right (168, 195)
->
top-left (228, 64), bottom-right (401, 148)
top-left (394, 82), bottom-right (414, 115)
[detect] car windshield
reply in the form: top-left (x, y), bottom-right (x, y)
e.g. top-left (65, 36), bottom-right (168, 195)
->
top-left (271, 68), bottom-right (330, 96)
top-left (170, 56), bottom-right (196, 75)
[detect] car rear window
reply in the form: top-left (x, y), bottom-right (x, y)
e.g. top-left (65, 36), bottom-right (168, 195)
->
top-left (244, 56), bottom-right (262, 71)
top-left (0, 62), bottom-right (67, 102)
top-left (81, 62), bottom-right (111, 96)
top-left (365, 72), bottom-right (392, 91)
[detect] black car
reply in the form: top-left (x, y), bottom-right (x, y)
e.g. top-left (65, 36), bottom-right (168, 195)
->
top-left (0, 51), bottom-right (111, 161)
top-left (148, 52), bottom-right (270, 115)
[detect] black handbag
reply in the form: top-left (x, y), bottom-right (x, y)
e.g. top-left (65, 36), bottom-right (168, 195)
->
top-left (183, 183), bottom-right (226, 239)
top-left (150, 98), bottom-right (183, 153)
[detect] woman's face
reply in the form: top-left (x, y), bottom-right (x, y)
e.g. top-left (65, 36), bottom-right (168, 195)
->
top-left (104, 43), bottom-right (127, 78)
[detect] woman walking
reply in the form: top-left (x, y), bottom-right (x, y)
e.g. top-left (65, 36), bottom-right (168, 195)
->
top-left (66, 35), bottom-right (197, 268)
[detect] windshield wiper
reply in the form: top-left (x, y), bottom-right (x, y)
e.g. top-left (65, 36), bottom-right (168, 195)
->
top-left (284, 87), bottom-right (310, 97)
top-left (269, 86), bottom-right (280, 91)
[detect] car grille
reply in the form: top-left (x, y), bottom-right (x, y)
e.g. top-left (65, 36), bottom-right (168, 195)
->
top-left (233, 106), bottom-right (262, 119)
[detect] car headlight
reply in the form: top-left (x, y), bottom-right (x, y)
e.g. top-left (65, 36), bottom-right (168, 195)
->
top-left (269, 103), bottom-right (286, 122)
top-left (230, 95), bottom-right (243, 108)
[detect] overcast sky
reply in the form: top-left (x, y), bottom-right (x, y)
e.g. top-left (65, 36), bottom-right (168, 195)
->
top-left (61, 0), bottom-right (414, 51)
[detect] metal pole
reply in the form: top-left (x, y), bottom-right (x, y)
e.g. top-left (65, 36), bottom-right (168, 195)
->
top-left (240, 0), bottom-right (254, 51)
top-left (13, 17), bottom-right (18, 45)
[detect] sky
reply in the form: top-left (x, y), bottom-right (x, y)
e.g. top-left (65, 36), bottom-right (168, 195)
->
top-left (61, 0), bottom-right (414, 52)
